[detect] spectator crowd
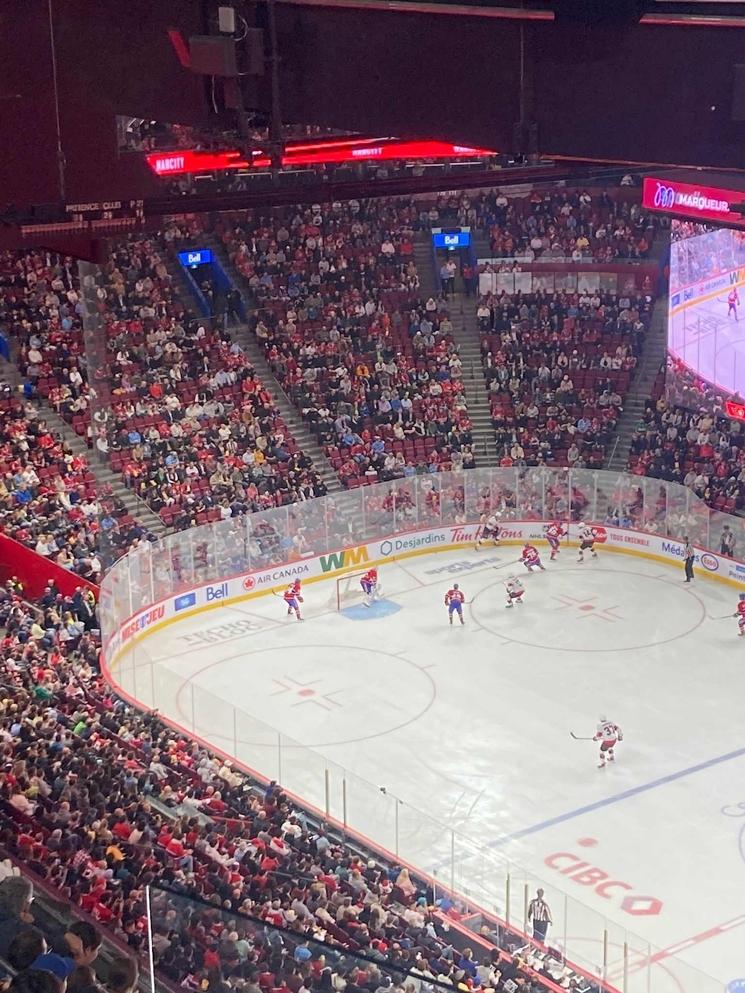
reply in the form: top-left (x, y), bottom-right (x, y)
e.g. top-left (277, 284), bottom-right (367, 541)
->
top-left (477, 288), bottom-right (650, 468)
top-left (0, 182), bottom-right (740, 993)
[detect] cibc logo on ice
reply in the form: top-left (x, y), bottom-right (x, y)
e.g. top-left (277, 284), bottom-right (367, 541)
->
top-left (545, 848), bottom-right (662, 916)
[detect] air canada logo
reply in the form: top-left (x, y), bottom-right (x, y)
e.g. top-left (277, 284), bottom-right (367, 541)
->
top-left (653, 183), bottom-right (676, 209)
top-left (243, 576), bottom-right (255, 590)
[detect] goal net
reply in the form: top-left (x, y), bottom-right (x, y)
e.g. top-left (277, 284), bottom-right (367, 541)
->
top-left (331, 570), bottom-right (376, 611)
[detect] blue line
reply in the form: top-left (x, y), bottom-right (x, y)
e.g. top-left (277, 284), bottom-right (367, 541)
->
top-left (431, 743), bottom-right (745, 872)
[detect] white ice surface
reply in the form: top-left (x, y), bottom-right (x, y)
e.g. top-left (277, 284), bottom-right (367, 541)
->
top-left (117, 546), bottom-right (745, 991)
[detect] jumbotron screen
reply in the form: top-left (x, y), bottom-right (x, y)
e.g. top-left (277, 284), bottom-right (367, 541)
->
top-left (668, 219), bottom-right (745, 411)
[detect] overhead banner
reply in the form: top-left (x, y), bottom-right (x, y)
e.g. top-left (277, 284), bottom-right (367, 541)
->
top-left (642, 176), bottom-right (745, 228)
top-left (146, 138), bottom-right (495, 177)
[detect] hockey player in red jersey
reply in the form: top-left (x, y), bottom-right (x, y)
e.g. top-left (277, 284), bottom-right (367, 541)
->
top-left (733, 592), bottom-right (745, 636)
top-left (360, 567), bottom-right (379, 606)
top-left (594, 716), bottom-right (623, 768)
top-left (283, 579), bottom-right (303, 621)
top-left (444, 583), bottom-right (466, 625)
top-left (521, 543), bottom-right (546, 572)
top-left (544, 522), bottom-right (564, 561)
top-left (729, 287), bottom-right (740, 321)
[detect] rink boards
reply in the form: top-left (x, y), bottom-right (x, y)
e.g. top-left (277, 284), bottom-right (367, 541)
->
top-left (104, 521), bottom-right (745, 668)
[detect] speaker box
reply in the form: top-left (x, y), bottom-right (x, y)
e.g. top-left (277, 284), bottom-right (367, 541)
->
top-left (188, 35), bottom-right (238, 77)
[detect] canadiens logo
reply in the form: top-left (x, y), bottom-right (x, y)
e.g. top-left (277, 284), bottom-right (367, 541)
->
top-left (243, 576), bottom-right (256, 590)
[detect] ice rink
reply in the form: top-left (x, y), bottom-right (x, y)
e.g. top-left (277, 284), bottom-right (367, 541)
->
top-left (669, 292), bottom-right (745, 398)
top-left (117, 544), bottom-right (745, 991)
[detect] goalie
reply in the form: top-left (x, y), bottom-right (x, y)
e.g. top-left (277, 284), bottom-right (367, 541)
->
top-left (360, 567), bottom-right (380, 607)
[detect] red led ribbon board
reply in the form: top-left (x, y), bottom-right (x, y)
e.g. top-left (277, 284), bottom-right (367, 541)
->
top-left (146, 138), bottom-right (495, 176)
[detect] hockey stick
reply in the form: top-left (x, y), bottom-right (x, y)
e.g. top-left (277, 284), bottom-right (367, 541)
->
top-left (570, 732), bottom-right (594, 740)
top-left (712, 613), bottom-right (736, 620)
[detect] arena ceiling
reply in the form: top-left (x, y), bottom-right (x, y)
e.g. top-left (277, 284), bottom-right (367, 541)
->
top-left (4, 0), bottom-right (745, 209)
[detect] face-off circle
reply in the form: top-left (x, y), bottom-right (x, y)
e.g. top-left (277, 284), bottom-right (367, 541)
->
top-left (470, 568), bottom-right (706, 652)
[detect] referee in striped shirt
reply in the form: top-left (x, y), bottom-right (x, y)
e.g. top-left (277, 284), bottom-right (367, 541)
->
top-left (528, 888), bottom-right (553, 944)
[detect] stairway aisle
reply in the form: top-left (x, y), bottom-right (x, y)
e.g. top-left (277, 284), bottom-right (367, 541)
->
top-left (412, 232), bottom-right (438, 297)
top-left (604, 293), bottom-right (668, 473)
top-left (164, 253), bottom-right (210, 322)
top-left (230, 323), bottom-right (342, 494)
top-left (604, 227), bottom-right (671, 473)
top-left (448, 291), bottom-right (499, 466)
top-left (1, 355), bottom-right (166, 536)
top-left (196, 234), bottom-right (342, 494)
top-left (47, 408), bottom-right (167, 536)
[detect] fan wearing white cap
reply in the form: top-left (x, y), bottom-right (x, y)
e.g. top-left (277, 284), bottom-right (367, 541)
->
top-left (593, 715), bottom-right (623, 769)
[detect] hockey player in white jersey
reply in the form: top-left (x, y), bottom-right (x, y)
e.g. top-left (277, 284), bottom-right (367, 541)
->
top-left (504, 575), bottom-right (525, 607)
top-left (577, 522), bottom-right (598, 563)
top-left (594, 716), bottom-right (623, 768)
top-left (476, 514), bottom-right (501, 550)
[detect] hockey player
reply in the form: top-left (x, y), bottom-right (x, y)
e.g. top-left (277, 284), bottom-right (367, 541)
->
top-left (733, 592), bottom-right (745, 636)
top-left (594, 715), bottom-right (623, 769)
top-left (521, 542), bottom-right (546, 572)
top-left (577, 522), bottom-right (598, 563)
top-left (545, 522), bottom-right (564, 561)
top-left (476, 514), bottom-right (501, 550)
top-left (360, 567), bottom-right (379, 606)
top-left (283, 579), bottom-right (303, 621)
top-left (444, 583), bottom-right (466, 625)
top-left (729, 287), bottom-right (740, 321)
top-left (504, 575), bottom-right (525, 607)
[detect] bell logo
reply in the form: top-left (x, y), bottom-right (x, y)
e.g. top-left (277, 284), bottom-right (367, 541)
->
top-left (243, 576), bottom-right (255, 590)
top-left (206, 583), bottom-right (228, 602)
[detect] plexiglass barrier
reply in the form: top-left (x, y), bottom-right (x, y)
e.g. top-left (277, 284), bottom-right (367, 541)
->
top-left (103, 470), bottom-right (739, 993)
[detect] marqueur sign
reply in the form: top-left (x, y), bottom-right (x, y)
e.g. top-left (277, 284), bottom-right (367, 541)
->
top-left (642, 176), bottom-right (745, 228)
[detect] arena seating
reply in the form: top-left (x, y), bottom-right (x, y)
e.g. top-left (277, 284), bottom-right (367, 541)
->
top-left (627, 363), bottom-right (745, 514)
top-left (467, 187), bottom-right (655, 262)
top-left (1, 236), bottom-right (327, 530)
top-left (217, 205), bottom-right (476, 485)
top-left (0, 384), bottom-right (154, 576)
top-left (478, 289), bottom-right (650, 467)
top-left (0, 186), bottom-right (734, 993)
